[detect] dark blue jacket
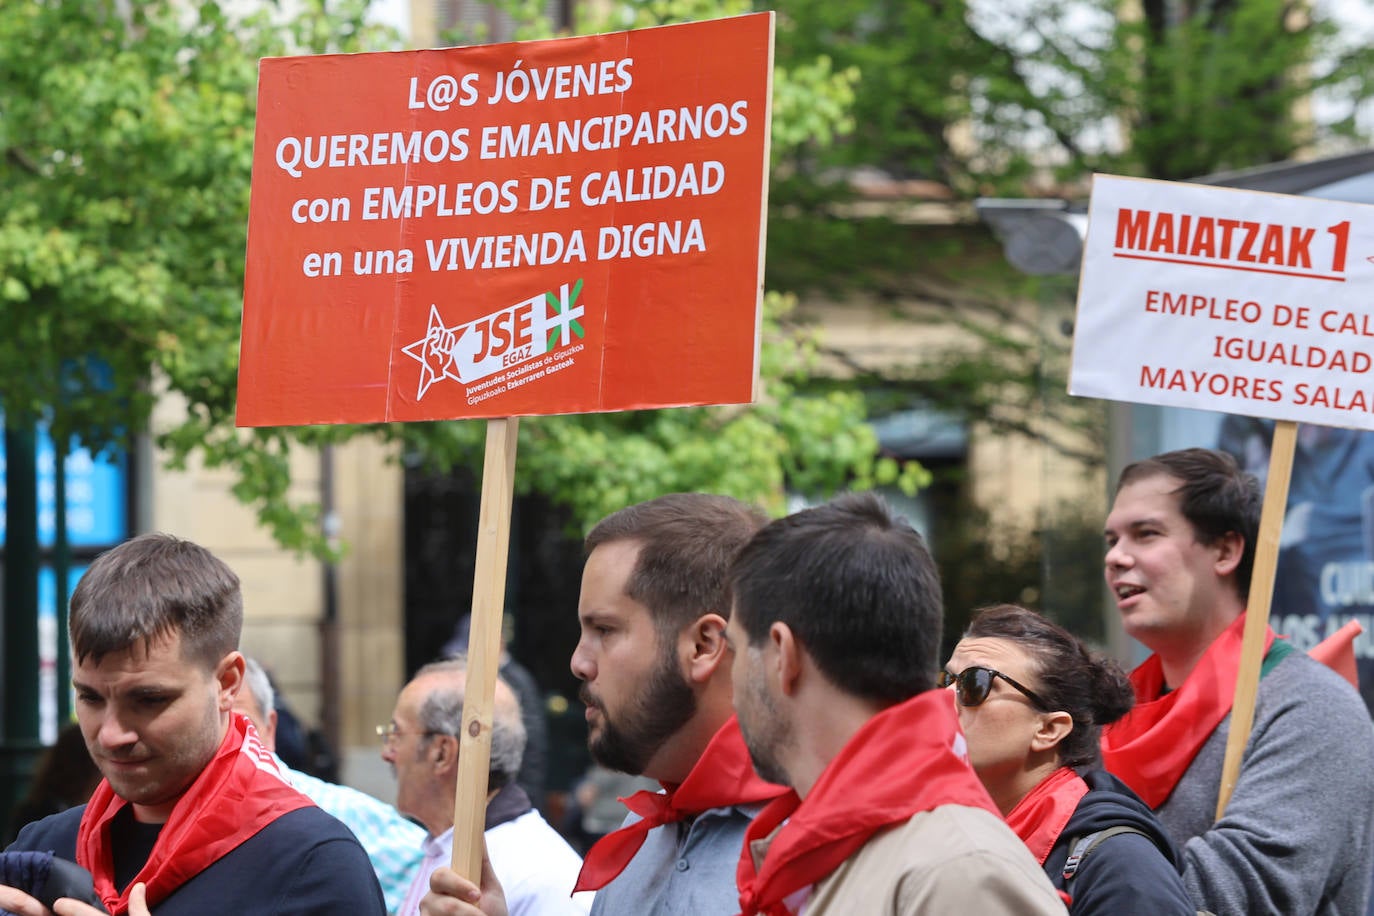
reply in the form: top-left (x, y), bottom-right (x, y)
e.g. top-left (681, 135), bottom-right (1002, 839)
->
top-left (7, 804), bottom-right (385, 915)
top-left (1043, 767), bottom-right (1195, 916)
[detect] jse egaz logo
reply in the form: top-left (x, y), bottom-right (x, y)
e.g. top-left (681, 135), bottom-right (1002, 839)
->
top-left (402, 280), bottom-right (586, 400)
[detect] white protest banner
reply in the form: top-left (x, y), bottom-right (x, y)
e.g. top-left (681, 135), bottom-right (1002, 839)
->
top-left (1070, 175), bottom-right (1374, 427)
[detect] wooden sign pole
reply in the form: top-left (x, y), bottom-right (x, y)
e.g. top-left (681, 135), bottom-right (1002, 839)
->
top-left (451, 417), bottom-right (520, 880)
top-left (1215, 418), bottom-right (1296, 819)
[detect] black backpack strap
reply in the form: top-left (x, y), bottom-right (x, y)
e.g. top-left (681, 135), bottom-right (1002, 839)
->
top-left (1062, 826), bottom-right (1213, 915)
top-left (1062, 825), bottom-right (1152, 881)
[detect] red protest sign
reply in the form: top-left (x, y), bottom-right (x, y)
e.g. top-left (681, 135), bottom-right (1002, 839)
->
top-left (236, 13), bottom-right (774, 427)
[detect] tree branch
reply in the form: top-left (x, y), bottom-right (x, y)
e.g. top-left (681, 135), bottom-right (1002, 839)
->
top-left (6, 147), bottom-right (42, 175)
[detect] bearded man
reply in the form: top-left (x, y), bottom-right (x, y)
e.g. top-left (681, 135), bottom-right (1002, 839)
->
top-left (566, 493), bottom-right (790, 915)
top-left (412, 494), bottom-right (789, 916)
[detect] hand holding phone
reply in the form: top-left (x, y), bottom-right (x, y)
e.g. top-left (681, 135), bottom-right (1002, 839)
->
top-left (0, 852), bottom-right (107, 915)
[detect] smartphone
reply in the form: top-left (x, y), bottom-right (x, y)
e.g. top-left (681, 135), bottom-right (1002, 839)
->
top-left (0, 852), bottom-right (108, 914)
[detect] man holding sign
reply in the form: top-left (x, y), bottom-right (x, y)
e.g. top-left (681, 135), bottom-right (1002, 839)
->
top-left (413, 494), bottom-right (787, 916)
top-left (227, 9), bottom-right (779, 914)
top-left (567, 494), bottom-right (790, 915)
top-left (1101, 448), bottom-right (1374, 914)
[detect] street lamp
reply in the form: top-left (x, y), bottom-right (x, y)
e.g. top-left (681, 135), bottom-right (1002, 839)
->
top-left (975, 198), bottom-right (1087, 276)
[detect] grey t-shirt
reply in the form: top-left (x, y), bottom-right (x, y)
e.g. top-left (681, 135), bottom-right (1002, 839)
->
top-left (1157, 651), bottom-right (1374, 915)
top-left (590, 803), bottom-right (761, 916)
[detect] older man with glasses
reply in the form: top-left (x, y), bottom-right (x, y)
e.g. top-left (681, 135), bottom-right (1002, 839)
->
top-left (233, 656), bottom-right (425, 916)
top-left (383, 657), bottom-right (592, 916)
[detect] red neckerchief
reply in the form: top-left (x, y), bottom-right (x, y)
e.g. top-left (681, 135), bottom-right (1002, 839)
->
top-left (735, 691), bottom-right (999, 916)
top-left (573, 716), bottom-right (789, 893)
top-left (77, 713), bottom-right (312, 914)
top-left (1101, 614), bottom-right (1272, 809)
top-left (1004, 766), bottom-right (1089, 864)
top-left (1310, 619), bottom-right (1362, 688)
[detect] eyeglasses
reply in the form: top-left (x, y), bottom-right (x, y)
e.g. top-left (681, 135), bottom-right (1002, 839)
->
top-left (375, 723), bottom-right (445, 745)
top-left (939, 666), bottom-right (1051, 712)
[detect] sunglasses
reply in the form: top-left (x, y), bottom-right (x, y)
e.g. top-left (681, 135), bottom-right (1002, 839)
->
top-left (939, 666), bottom-right (1052, 712)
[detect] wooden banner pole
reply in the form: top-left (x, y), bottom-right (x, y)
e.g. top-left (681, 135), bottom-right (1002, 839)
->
top-left (1215, 418), bottom-right (1296, 819)
top-left (451, 417), bottom-right (520, 880)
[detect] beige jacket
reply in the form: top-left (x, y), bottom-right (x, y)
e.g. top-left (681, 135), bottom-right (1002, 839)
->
top-left (780, 805), bottom-right (1068, 915)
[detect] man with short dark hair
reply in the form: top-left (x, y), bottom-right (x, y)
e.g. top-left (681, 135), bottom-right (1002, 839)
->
top-left (385, 658), bottom-right (589, 916)
top-left (568, 494), bottom-right (789, 916)
top-left (727, 493), bottom-right (1065, 915)
top-left (2, 533), bottom-right (385, 916)
top-left (1101, 447), bottom-right (1374, 914)
top-left (412, 494), bottom-right (790, 916)
top-left (235, 656), bottom-right (424, 915)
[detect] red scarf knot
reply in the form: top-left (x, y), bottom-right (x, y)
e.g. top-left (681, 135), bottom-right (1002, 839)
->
top-left (1101, 614), bottom-right (1271, 809)
top-left (735, 690), bottom-right (999, 916)
top-left (572, 716), bottom-right (789, 893)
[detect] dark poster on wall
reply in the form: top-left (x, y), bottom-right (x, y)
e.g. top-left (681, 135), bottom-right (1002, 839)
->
top-left (1146, 407), bottom-right (1374, 716)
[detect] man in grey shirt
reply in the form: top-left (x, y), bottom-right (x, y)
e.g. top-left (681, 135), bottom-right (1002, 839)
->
top-left (1102, 448), bottom-right (1374, 915)
top-left (412, 494), bottom-right (788, 916)
top-left (568, 494), bottom-right (789, 915)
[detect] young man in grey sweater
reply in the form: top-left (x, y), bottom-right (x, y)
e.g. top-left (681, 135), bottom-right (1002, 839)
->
top-left (1101, 447), bottom-right (1374, 915)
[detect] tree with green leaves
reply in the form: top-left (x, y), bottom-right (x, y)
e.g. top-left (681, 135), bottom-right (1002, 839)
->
top-left (1, 0), bottom-right (394, 543)
top-left (773, 0), bottom-right (1374, 190)
top-left (765, 0), bottom-right (1372, 632)
top-left (765, 0), bottom-right (1374, 469)
top-left (1, 0), bottom-right (920, 559)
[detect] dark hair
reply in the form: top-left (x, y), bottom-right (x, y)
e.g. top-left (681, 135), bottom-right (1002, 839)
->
top-left (964, 604), bottom-right (1134, 768)
top-left (730, 491), bottom-right (942, 705)
top-left (585, 493), bottom-right (769, 636)
top-left (1116, 448), bottom-right (1260, 599)
top-left (69, 532), bottom-right (242, 670)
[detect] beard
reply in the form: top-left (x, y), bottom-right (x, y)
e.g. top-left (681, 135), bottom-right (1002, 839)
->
top-left (736, 663), bottom-right (790, 787)
top-left (581, 641), bottom-right (697, 776)
top-left (742, 735), bottom-right (788, 788)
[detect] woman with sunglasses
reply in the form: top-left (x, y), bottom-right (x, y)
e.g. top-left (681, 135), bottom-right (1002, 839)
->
top-left (944, 604), bottom-right (1195, 916)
